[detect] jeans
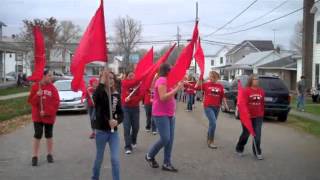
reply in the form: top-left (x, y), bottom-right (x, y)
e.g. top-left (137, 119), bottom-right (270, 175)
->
top-left (88, 106), bottom-right (96, 130)
top-left (144, 105), bottom-right (156, 132)
top-left (236, 117), bottom-right (263, 155)
top-left (122, 106), bottom-right (140, 150)
top-left (297, 94), bottom-right (305, 110)
top-left (92, 130), bottom-right (120, 180)
top-left (148, 116), bottom-right (175, 165)
top-left (204, 106), bottom-right (220, 140)
top-left (187, 94), bottom-right (195, 111)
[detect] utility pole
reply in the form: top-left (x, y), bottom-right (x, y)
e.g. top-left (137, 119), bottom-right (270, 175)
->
top-left (194, 1), bottom-right (199, 75)
top-left (302, 0), bottom-right (314, 88)
top-left (177, 26), bottom-right (181, 47)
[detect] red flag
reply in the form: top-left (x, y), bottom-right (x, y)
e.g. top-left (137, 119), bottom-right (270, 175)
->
top-left (167, 21), bottom-right (198, 88)
top-left (134, 47), bottom-right (153, 79)
top-left (27, 26), bottom-right (46, 82)
top-left (71, 0), bottom-right (107, 91)
top-left (194, 37), bottom-right (205, 80)
top-left (237, 80), bottom-right (255, 136)
top-left (139, 44), bottom-right (176, 95)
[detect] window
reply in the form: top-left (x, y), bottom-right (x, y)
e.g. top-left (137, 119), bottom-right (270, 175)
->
top-left (211, 59), bottom-right (214, 66)
top-left (220, 57), bottom-right (223, 64)
top-left (317, 21), bottom-right (320, 44)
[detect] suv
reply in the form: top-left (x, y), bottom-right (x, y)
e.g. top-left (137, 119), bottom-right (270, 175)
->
top-left (224, 75), bottom-right (291, 122)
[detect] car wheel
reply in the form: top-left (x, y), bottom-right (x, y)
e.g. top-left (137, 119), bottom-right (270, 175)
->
top-left (235, 105), bottom-right (240, 120)
top-left (277, 112), bottom-right (288, 122)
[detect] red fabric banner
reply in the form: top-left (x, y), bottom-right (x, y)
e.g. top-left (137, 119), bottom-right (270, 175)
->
top-left (134, 47), bottom-right (153, 80)
top-left (27, 26), bottom-right (46, 82)
top-left (194, 37), bottom-right (205, 80)
top-left (71, 0), bottom-right (107, 92)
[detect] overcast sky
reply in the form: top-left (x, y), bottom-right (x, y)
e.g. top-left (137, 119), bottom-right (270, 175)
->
top-left (0, 0), bottom-right (303, 54)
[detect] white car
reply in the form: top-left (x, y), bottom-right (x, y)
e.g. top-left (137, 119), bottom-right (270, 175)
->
top-left (54, 80), bottom-right (87, 112)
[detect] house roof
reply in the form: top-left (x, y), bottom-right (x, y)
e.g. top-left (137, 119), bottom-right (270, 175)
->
top-left (0, 41), bottom-right (31, 52)
top-left (0, 21), bottom-right (6, 27)
top-left (235, 50), bottom-right (273, 66)
top-left (258, 56), bottom-right (297, 70)
top-left (226, 40), bottom-right (274, 55)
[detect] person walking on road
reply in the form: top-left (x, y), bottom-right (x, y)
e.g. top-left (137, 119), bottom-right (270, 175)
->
top-left (236, 74), bottom-right (265, 160)
top-left (195, 71), bottom-right (228, 149)
top-left (145, 63), bottom-right (183, 172)
top-left (297, 75), bottom-right (306, 111)
top-left (28, 69), bottom-right (60, 166)
top-left (184, 75), bottom-right (196, 112)
top-left (92, 69), bottom-right (123, 180)
top-left (144, 89), bottom-right (157, 134)
top-left (87, 77), bottom-right (98, 139)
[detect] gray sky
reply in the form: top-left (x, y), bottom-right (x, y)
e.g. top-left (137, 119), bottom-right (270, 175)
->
top-left (0, 0), bottom-right (303, 54)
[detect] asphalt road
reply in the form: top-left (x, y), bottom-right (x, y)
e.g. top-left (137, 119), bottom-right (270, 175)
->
top-left (1, 102), bottom-right (320, 180)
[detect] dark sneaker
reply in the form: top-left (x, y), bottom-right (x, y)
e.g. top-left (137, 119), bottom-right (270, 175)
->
top-left (162, 164), bottom-right (178, 172)
top-left (32, 156), bottom-right (38, 166)
top-left (145, 154), bottom-right (159, 168)
top-left (47, 154), bottom-right (54, 163)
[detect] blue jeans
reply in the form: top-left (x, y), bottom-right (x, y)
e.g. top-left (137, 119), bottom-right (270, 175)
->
top-left (144, 105), bottom-right (156, 132)
top-left (92, 130), bottom-right (120, 180)
top-left (297, 94), bottom-right (305, 110)
top-left (187, 94), bottom-right (195, 111)
top-left (148, 116), bottom-right (175, 165)
top-left (122, 106), bottom-right (140, 150)
top-left (88, 106), bottom-right (96, 130)
top-left (204, 106), bottom-right (220, 140)
top-left (236, 117), bottom-right (263, 155)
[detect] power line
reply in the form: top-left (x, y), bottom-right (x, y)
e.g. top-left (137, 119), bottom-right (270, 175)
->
top-left (204, 0), bottom-right (258, 37)
top-left (228, 0), bottom-right (289, 29)
top-left (141, 20), bottom-right (194, 26)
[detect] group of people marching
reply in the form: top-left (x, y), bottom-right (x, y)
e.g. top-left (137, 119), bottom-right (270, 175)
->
top-left (28, 65), bottom-right (265, 180)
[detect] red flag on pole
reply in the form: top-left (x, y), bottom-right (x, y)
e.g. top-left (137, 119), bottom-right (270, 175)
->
top-left (194, 37), bottom-right (205, 80)
top-left (71, 0), bottom-right (107, 91)
top-left (27, 26), bottom-right (46, 82)
top-left (167, 21), bottom-right (199, 88)
top-left (134, 47), bottom-right (153, 79)
top-left (237, 80), bottom-right (256, 136)
top-left (139, 44), bottom-right (176, 95)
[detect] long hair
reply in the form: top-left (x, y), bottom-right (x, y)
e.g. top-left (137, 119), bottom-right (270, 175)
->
top-left (247, 74), bottom-right (258, 87)
top-left (158, 63), bottom-right (171, 77)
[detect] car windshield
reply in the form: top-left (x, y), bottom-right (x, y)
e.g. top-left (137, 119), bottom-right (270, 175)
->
top-left (259, 78), bottom-right (287, 91)
top-left (54, 81), bottom-right (71, 91)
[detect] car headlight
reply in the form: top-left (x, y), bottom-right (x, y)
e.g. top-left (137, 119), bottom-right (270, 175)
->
top-left (74, 97), bottom-right (82, 101)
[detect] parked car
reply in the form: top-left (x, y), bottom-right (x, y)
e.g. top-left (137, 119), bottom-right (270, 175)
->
top-left (218, 80), bottom-right (231, 112)
top-left (54, 79), bottom-right (87, 112)
top-left (224, 75), bottom-right (291, 122)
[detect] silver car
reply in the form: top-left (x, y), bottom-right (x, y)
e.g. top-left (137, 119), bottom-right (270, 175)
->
top-left (54, 80), bottom-right (87, 112)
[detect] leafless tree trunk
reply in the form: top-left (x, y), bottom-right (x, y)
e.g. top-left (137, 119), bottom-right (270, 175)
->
top-left (290, 21), bottom-right (303, 55)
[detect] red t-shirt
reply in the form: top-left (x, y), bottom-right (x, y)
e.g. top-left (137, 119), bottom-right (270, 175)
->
top-left (245, 87), bottom-right (265, 118)
top-left (87, 86), bottom-right (95, 107)
top-left (121, 79), bottom-right (142, 107)
top-left (200, 82), bottom-right (224, 107)
top-left (184, 82), bottom-right (196, 95)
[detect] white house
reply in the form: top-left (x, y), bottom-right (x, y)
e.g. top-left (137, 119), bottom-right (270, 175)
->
top-left (211, 46), bottom-right (231, 80)
top-left (311, 2), bottom-right (320, 88)
top-left (108, 56), bottom-right (123, 74)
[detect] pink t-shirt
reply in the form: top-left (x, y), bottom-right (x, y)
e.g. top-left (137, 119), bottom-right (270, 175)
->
top-left (152, 77), bottom-right (176, 117)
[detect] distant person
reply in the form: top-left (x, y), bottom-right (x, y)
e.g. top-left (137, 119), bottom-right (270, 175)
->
top-left (145, 63), bottom-right (183, 172)
top-left (27, 69), bottom-right (60, 166)
top-left (235, 74), bottom-right (265, 160)
top-left (297, 76), bottom-right (306, 111)
top-left (87, 77), bottom-right (98, 139)
top-left (144, 88), bottom-right (157, 134)
top-left (184, 75), bottom-right (196, 112)
top-left (92, 69), bottom-right (123, 180)
top-left (17, 72), bottom-right (22, 87)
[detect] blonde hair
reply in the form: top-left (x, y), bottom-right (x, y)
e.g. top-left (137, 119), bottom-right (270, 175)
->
top-left (209, 71), bottom-right (220, 81)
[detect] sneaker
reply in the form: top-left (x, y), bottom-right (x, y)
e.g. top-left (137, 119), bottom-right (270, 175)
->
top-left (236, 150), bottom-right (244, 157)
top-left (132, 144), bottom-right (137, 149)
top-left (145, 154), bottom-right (159, 168)
top-left (256, 154), bottom-right (264, 160)
top-left (208, 143), bottom-right (218, 149)
top-left (32, 156), bottom-right (38, 166)
top-left (89, 132), bottom-right (95, 139)
top-left (152, 131), bottom-right (157, 135)
top-left (125, 150), bottom-right (132, 154)
top-left (47, 154), bottom-right (54, 163)
top-left (145, 128), bottom-right (151, 132)
top-left (162, 164), bottom-right (178, 172)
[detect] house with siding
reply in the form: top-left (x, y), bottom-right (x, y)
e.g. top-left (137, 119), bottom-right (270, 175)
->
top-left (311, 2), bottom-right (320, 88)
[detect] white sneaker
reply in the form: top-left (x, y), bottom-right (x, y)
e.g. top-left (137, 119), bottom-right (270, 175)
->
top-left (145, 128), bottom-right (151, 132)
top-left (152, 131), bottom-right (157, 135)
top-left (256, 154), bottom-right (264, 160)
top-left (132, 144), bottom-right (137, 149)
top-left (125, 150), bottom-right (132, 154)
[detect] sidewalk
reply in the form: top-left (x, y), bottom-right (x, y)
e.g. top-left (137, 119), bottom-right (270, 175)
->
top-left (0, 92), bottom-right (29, 101)
top-left (0, 81), bottom-right (16, 89)
top-left (289, 109), bottom-right (320, 122)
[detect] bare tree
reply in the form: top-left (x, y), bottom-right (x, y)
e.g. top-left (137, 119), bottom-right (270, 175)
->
top-left (157, 44), bottom-right (184, 65)
top-left (291, 21), bottom-right (303, 55)
top-left (114, 15), bottom-right (142, 71)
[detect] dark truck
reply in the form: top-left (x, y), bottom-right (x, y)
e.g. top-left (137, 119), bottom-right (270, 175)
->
top-left (223, 75), bottom-right (291, 122)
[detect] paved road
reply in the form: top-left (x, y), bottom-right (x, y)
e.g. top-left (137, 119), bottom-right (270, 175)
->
top-left (1, 102), bottom-right (320, 180)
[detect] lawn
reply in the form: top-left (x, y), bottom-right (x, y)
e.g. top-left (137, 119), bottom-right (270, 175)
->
top-left (287, 115), bottom-right (320, 138)
top-left (0, 86), bottom-right (30, 96)
top-left (290, 96), bottom-right (320, 116)
top-left (0, 96), bottom-right (31, 122)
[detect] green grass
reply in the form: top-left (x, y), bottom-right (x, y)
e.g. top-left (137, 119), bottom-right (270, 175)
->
top-left (0, 96), bottom-right (31, 122)
top-left (0, 86), bottom-right (30, 96)
top-left (287, 115), bottom-right (320, 138)
top-left (290, 96), bottom-right (320, 116)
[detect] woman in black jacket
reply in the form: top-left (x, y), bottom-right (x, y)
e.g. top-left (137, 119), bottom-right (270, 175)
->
top-left (92, 69), bottom-right (123, 180)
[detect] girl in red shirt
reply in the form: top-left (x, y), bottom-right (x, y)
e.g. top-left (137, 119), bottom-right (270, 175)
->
top-left (195, 71), bottom-right (228, 149)
top-left (184, 75), bottom-right (196, 111)
top-left (28, 69), bottom-right (60, 166)
top-left (87, 77), bottom-right (98, 139)
top-left (236, 74), bottom-right (265, 160)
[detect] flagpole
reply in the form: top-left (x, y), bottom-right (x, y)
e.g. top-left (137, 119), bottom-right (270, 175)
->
top-left (106, 66), bottom-right (114, 133)
top-left (252, 135), bottom-right (258, 156)
top-left (39, 83), bottom-right (43, 113)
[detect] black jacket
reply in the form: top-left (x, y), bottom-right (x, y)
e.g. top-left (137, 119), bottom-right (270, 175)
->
top-left (93, 83), bottom-right (123, 132)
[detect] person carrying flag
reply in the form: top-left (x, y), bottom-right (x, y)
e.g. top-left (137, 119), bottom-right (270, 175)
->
top-left (235, 74), bottom-right (265, 160)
